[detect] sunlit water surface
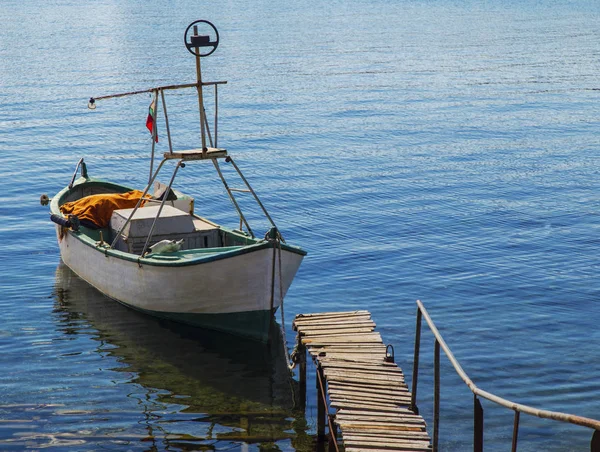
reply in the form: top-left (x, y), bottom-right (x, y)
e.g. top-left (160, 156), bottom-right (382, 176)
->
top-left (2, 0), bottom-right (600, 450)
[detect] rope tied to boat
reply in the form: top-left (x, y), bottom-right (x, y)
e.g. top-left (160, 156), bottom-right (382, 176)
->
top-left (266, 227), bottom-right (296, 372)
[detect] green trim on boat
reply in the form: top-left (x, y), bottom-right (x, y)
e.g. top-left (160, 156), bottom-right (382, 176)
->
top-left (50, 178), bottom-right (307, 267)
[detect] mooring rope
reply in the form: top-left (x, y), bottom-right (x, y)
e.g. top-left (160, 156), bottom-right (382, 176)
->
top-left (267, 228), bottom-right (296, 372)
top-left (277, 233), bottom-right (296, 372)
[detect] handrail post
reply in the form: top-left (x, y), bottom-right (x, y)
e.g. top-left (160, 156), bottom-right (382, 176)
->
top-left (591, 429), bottom-right (600, 452)
top-left (512, 410), bottom-right (520, 452)
top-left (474, 395), bottom-right (484, 452)
top-left (410, 306), bottom-right (422, 414)
top-left (433, 339), bottom-right (440, 452)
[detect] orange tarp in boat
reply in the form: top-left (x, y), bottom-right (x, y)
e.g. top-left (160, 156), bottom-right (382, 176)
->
top-left (60, 190), bottom-right (146, 228)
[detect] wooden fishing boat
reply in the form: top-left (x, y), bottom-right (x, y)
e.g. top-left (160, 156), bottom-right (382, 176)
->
top-left (42, 20), bottom-right (306, 342)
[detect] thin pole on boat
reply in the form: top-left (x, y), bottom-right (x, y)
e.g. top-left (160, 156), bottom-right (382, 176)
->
top-left (214, 84), bottom-right (219, 148)
top-left (193, 25), bottom-right (208, 155)
top-left (203, 107), bottom-right (214, 148)
top-left (212, 158), bottom-right (255, 237)
top-left (109, 158), bottom-right (168, 249)
top-left (89, 82), bottom-right (222, 102)
top-left (226, 156), bottom-right (284, 242)
top-left (149, 90), bottom-right (159, 184)
top-left (140, 160), bottom-right (184, 257)
top-left (160, 89), bottom-right (174, 155)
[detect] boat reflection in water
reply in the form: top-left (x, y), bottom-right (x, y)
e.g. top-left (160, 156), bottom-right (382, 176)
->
top-left (54, 262), bottom-right (311, 450)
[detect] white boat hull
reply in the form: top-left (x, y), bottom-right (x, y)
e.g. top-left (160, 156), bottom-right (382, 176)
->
top-left (56, 226), bottom-right (304, 341)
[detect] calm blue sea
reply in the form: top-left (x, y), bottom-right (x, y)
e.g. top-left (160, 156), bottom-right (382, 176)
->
top-left (2, 0), bottom-right (600, 450)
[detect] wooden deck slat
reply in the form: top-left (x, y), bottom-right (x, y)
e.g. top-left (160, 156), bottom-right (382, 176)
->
top-left (302, 334), bottom-right (383, 344)
top-left (342, 431), bottom-right (430, 441)
top-left (345, 448), bottom-right (431, 452)
top-left (330, 399), bottom-right (413, 412)
top-left (299, 327), bottom-right (376, 336)
top-left (310, 352), bottom-right (388, 361)
top-left (324, 369), bottom-right (406, 382)
top-left (293, 313), bottom-right (372, 323)
top-left (330, 387), bottom-right (411, 399)
top-left (336, 414), bottom-right (425, 424)
top-left (328, 381), bottom-right (410, 395)
top-left (295, 320), bottom-right (376, 330)
top-left (294, 310), bottom-right (430, 450)
top-left (294, 310), bottom-right (371, 319)
top-left (329, 391), bottom-right (411, 404)
top-left (319, 360), bottom-right (403, 371)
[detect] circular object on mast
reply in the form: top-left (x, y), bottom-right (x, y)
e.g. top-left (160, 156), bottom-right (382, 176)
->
top-left (184, 20), bottom-right (219, 57)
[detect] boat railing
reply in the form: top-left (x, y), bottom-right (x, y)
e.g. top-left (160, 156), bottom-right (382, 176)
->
top-left (68, 158), bottom-right (88, 189)
top-left (410, 299), bottom-right (600, 452)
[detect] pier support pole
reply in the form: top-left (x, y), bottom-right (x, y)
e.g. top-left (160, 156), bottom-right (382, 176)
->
top-left (298, 341), bottom-right (307, 412)
top-left (316, 364), bottom-right (326, 442)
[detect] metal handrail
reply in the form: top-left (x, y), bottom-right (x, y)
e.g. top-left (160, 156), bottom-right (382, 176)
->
top-left (411, 299), bottom-right (600, 452)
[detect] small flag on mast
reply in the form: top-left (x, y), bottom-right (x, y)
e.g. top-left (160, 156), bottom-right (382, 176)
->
top-left (146, 98), bottom-right (158, 142)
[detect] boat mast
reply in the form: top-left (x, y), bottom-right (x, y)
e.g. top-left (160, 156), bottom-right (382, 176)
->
top-left (193, 26), bottom-right (208, 156)
top-left (184, 20), bottom-right (220, 156)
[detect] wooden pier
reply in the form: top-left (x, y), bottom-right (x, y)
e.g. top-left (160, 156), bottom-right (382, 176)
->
top-left (293, 310), bottom-right (431, 451)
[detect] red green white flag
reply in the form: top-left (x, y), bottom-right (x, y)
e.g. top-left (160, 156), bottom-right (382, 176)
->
top-left (146, 99), bottom-right (158, 142)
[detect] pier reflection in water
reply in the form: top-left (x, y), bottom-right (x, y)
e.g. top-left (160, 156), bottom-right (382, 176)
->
top-left (52, 262), bottom-right (312, 450)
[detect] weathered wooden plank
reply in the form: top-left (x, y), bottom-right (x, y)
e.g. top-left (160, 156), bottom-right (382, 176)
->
top-left (334, 413), bottom-right (425, 425)
top-left (324, 369), bottom-right (406, 383)
top-left (343, 434), bottom-right (430, 445)
top-left (337, 408), bottom-right (419, 417)
top-left (329, 385), bottom-right (410, 397)
top-left (294, 310), bottom-right (371, 319)
top-left (326, 376), bottom-right (407, 388)
top-left (308, 349), bottom-right (387, 357)
top-left (329, 385), bottom-right (410, 396)
top-left (298, 327), bottom-right (376, 336)
top-left (336, 414), bottom-right (425, 425)
top-left (338, 422), bottom-right (426, 432)
top-left (319, 359), bottom-right (403, 372)
top-left (342, 435), bottom-right (431, 446)
top-left (303, 334), bottom-right (383, 344)
top-left (328, 388), bottom-right (411, 402)
top-left (330, 398), bottom-right (412, 411)
top-left (310, 350), bottom-right (387, 358)
top-left (295, 319), bottom-right (374, 329)
top-left (300, 327), bottom-right (376, 336)
top-left (329, 396), bottom-right (411, 409)
top-left (308, 344), bottom-right (387, 352)
top-left (332, 403), bottom-right (418, 415)
top-left (294, 314), bottom-right (372, 325)
top-left (307, 344), bottom-right (385, 354)
top-left (345, 449), bottom-right (429, 452)
top-left (334, 404), bottom-right (416, 416)
top-left (312, 352), bottom-right (388, 362)
top-left (329, 392), bottom-right (412, 407)
top-left (343, 437), bottom-right (431, 451)
top-left (295, 320), bottom-right (376, 330)
top-left (332, 402), bottom-right (420, 416)
top-left (341, 431), bottom-right (430, 440)
top-left (296, 319), bottom-right (375, 327)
